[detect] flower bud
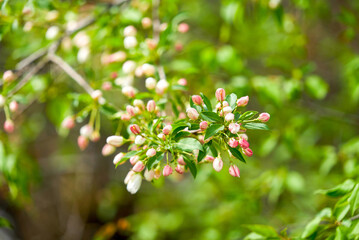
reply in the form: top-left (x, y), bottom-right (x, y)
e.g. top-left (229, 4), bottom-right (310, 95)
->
top-left (162, 125), bottom-right (172, 135)
top-left (102, 144), bottom-right (116, 156)
top-left (113, 152), bottom-right (125, 165)
top-left (177, 156), bottom-right (186, 165)
top-left (200, 121), bottom-right (208, 130)
top-left (133, 161), bottom-right (145, 172)
top-left (110, 51), bottom-right (126, 63)
top-left (144, 169), bottom-right (155, 181)
top-left (215, 88), bottom-right (225, 101)
top-left (73, 31), bottom-right (90, 47)
top-left (160, 23), bottom-right (168, 31)
top-left (146, 38), bottom-right (157, 50)
top-left (157, 133), bottom-right (166, 140)
top-left (77, 135), bottom-right (89, 150)
top-left (239, 138), bottom-right (249, 149)
top-left (102, 81), bottom-right (112, 91)
top-left (122, 86), bottom-right (136, 98)
top-left (146, 148), bottom-right (156, 157)
top-left (156, 79), bottom-right (169, 95)
top-left (130, 155), bottom-right (140, 165)
top-left (205, 155), bottom-right (215, 162)
top-left (178, 23), bottom-right (189, 33)
top-left (187, 108), bottom-right (199, 120)
top-left (4, 120), bottom-right (14, 133)
top-left (91, 131), bottom-right (101, 142)
top-left (222, 101), bottom-right (229, 107)
top-left (229, 165), bottom-right (240, 177)
top-left (141, 17), bottom-right (152, 29)
top-left (61, 116), bottom-right (75, 129)
top-left (178, 78), bottom-right (187, 86)
top-left (91, 90), bottom-right (103, 101)
top-left (124, 36), bottom-right (138, 49)
top-left (130, 124), bottom-right (141, 135)
top-left (179, 112), bottom-right (186, 119)
top-left (163, 165), bottom-right (173, 176)
top-left (225, 113), bottom-right (234, 122)
top-left (192, 95), bottom-right (203, 105)
top-left (175, 164), bottom-right (185, 174)
top-left (122, 61), bottom-right (136, 74)
top-left (135, 135), bottom-right (146, 145)
top-left (145, 77), bottom-right (157, 90)
top-left (242, 148), bottom-right (253, 157)
top-left (223, 106), bottom-right (232, 115)
top-left (80, 124), bottom-right (93, 137)
top-left (213, 157), bottom-right (223, 172)
top-left (154, 168), bottom-right (161, 179)
top-left (77, 47), bottom-right (90, 63)
top-left (121, 113), bottom-right (131, 121)
top-left (3, 70), bottom-right (16, 83)
top-left (124, 170), bottom-right (135, 184)
top-left (258, 112), bottom-right (270, 122)
top-left (126, 174), bottom-right (142, 194)
top-left (229, 123), bottom-right (240, 134)
top-left (238, 133), bottom-right (248, 141)
top-left (142, 63), bottom-right (155, 76)
top-left (228, 138), bottom-right (239, 148)
top-left (126, 105), bottom-right (136, 117)
top-left (106, 136), bottom-right (124, 147)
top-left (46, 26), bottom-right (59, 40)
top-left (146, 100), bottom-right (156, 113)
top-left (237, 96), bottom-right (249, 107)
top-left (124, 25), bottom-right (137, 36)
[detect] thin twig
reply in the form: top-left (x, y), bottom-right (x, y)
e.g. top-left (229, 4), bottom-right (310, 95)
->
top-left (48, 54), bottom-right (94, 95)
top-left (152, 0), bottom-right (161, 43)
top-left (350, 214), bottom-right (359, 221)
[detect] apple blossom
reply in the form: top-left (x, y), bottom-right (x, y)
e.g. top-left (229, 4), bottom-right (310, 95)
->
top-left (213, 157), bottom-right (223, 172)
top-left (229, 165), bottom-right (240, 177)
top-left (106, 136), bottom-right (124, 147)
top-left (163, 165), bottom-right (173, 176)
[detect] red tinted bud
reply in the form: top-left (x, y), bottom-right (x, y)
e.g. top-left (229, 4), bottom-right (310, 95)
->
top-left (121, 113), bottom-right (131, 121)
top-left (239, 138), bottom-right (249, 149)
top-left (4, 120), bottom-right (14, 133)
top-left (102, 81), bottom-right (112, 91)
top-left (77, 135), bottom-right (89, 150)
top-left (129, 124), bottom-right (141, 135)
top-left (162, 125), bottom-right (172, 135)
top-left (146, 148), bottom-right (157, 157)
top-left (163, 165), bottom-right (173, 176)
top-left (178, 23), bottom-right (189, 33)
top-left (229, 123), bottom-right (240, 134)
top-left (102, 144), bottom-right (116, 156)
top-left (237, 96), bottom-right (249, 107)
top-left (9, 101), bottom-right (18, 113)
top-left (229, 165), bottom-right (240, 177)
top-left (228, 138), bottom-right (239, 148)
top-left (130, 155), bottom-right (140, 165)
top-left (186, 108), bottom-right (199, 120)
top-left (215, 88), bottom-right (225, 101)
top-left (126, 105), bottom-right (136, 117)
top-left (133, 161), bottom-right (145, 172)
top-left (177, 156), bottom-right (186, 165)
top-left (243, 148), bottom-right (253, 157)
top-left (178, 78), bottom-right (187, 86)
top-left (213, 157), bottom-right (223, 172)
top-left (147, 100), bottom-right (156, 112)
top-left (205, 155), bottom-right (215, 162)
top-left (175, 164), bottom-right (185, 174)
top-left (61, 116), bottom-right (75, 129)
top-left (192, 95), bottom-right (203, 105)
top-left (258, 112), bottom-right (270, 122)
top-left (200, 121), bottom-right (208, 130)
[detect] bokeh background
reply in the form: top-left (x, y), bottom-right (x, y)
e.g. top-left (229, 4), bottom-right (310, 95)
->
top-left (1, 0), bottom-right (359, 239)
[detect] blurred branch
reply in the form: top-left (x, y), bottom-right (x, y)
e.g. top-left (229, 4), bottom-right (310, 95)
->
top-left (152, 0), bottom-right (166, 80)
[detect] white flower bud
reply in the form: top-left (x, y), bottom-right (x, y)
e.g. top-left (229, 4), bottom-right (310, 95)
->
top-left (106, 136), bottom-right (124, 147)
top-left (135, 135), bottom-right (146, 145)
top-left (124, 36), bottom-right (137, 49)
top-left (46, 26), bottom-right (59, 40)
top-left (77, 47), bottom-right (90, 63)
top-left (122, 61), bottom-right (136, 74)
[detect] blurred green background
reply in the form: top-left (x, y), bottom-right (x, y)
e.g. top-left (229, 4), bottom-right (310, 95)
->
top-left (1, 0), bottom-right (359, 239)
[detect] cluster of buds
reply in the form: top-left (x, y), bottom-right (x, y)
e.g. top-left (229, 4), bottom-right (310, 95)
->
top-left (0, 76), bottom-right (20, 133)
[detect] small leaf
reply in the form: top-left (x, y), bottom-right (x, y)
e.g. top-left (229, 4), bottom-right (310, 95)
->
top-left (243, 123), bottom-right (270, 130)
top-left (205, 124), bottom-right (224, 140)
top-left (173, 131), bottom-right (191, 141)
top-left (201, 111), bottom-right (222, 122)
top-left (316, 179), bottom-right (356, 197)
top-left (243, 225), bottom-right (278, 237)
top-left (349, 184), bottom-right (359, 215)
top-left (228, 146), bottom-right (246, 163)
top-left (301, 217), bottom-right (321, 238)
top-left (225, 93), bottom-right (237, 108)
top-left (239, 111), bottom-right (258, 120)
top-left (200, 92), bottom-right (212, 111)
top-left (175, 138), bottom-right (203, 152)
top-left (147, 153), bottom-right (164, 170)
top-left (183, 155), bottom-right (197, 178)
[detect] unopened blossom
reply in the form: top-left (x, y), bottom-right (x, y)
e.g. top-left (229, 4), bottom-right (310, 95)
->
top-left (228, 138), bottom-right (239, 148)
top-left (144, 169), bottom-right (155, 181)
top-left (238, 133), bottom-right (248, 141)
top-left (175, 164), bottom-right (185, 174)
top-left (46, 10), bottom-right (59, 21)
top-left (175, 42), bottom-right (183, 51)
top-left (146, 77), bottom-right (157, 90)
top-left (141, 17), bottom-right (152, 28)
top-left (132, 135), bottom-right (144, 145)
top-left (3, 70), bottom-right (15, 83)
top-left (129, 124), bottom-right (141, 135)
top-left (109, 51), bottom-right (126, 63)
top-left (73, 31), bottom-right (90, 48)
top-left (146, 39), bottom-right (157, 50)
top-left (156, 79), bottom-right (169, 94)
top-left (134, 66), bottom-right (143, 77)
top-left (133, 99), bottom-right (145, 110)
top-left (146, 148), bottom-right (156, 157)
top-left (46, 26), bottom-right (59, 40)
top-left (237, 96), bottom-right (249, 107)
top-left (239, 138), bottom-right (249, 149)
top-left (121, 113), bottom-right (131, 121)
top-left (154, 168), bottom-right (161, 179)
top-left (126, 174), bottom-right (142, 194)
top-left (77, 136), bottom-right (89, 150)
top-left (80, 125), bottom-right (93, 137)
top-left (225, 113), bottom-right (234, 122)
top-left (213, 157), bottom-right (223, 172)
top-left (163, 165), bottom-right (173, 176)
top-left (106, 136), bottom-right (124, 147)
top-left (229, 123), bottom-right (241, 134)
top-left (91, 131), bottom-right (101, 142)
top-left (205, 155), bottom-right (215, 162)
top-left (133, 161), bottom-right (145, 172)
top-left (222, 101), bottom-right (229, 107)
top-left (192, 95), bottom-right (203, 105)
top-left (102, 81), bottom-right (112, 91)
top-left (124, 170), bottom-right (135, 184)
top-left (77, 47), bottom-right (90, 63)
top-left (243, 148), bottom-right (253, 157)
top-left (113, 152), bottom-right (125, 165)
top-left (61, 116), bottom-right (75, 129)
top-left (178, 78), bottom-right (187, 86)
top-left (4, 120), bottom-right (14, 133)
top-left (162, 125), bottom-right (172, 135)
top-left (178, 23), bottom-right (189, 33)
top-left (200, 121), bottom-right (208, 130)
top-left (123, 25), bottom-right (137, 36)
top-left (130, 155), bottom-right (140, 165)
top-left (142, 63), bottom-right (155, 76)
top-left (223, 106), bottom-right (232, 115)
top-left (102, 144), bottom-right (116, 156)
top-left (91, 90), bottom-right (103, 101)
top-left (147, 100), bottom-right (156, 112)
top-left (258, 112), bottom-right (270, 122)
top-left (187, 108), bottom-right (199, 120)
top-left (177, 156), bottom-right (186, 165)
top-left (122, 86), bottom-right (136, 98)
top-left (157, 133), bottom-right (166, 140)
top-left (126, 105), bottom-right (136, 117)
top-left (215, 88), bottom-right (225, 101)
top-left (124, 36), bottom-right (138, 49)
top-left (229, 165), bottom-right (240, 177)
top-left (122, 60), bottom-right (136, 74)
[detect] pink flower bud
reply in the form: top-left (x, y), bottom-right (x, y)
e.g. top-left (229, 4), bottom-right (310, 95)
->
top-left (3, 70), bottom-right (16, 83)
top-left (187, 107), bottom-right (199, 120)
top-left (111, 72), bottom-right (118, 79)
top-left (229, 165), bottom-right (240, 177)
top-left (91, 131), bottom-right (101, 142)
top-left (215, 88), bottom-right (225, 101)
top-left (243, 148), bottom-right (253, 157)
top-left (237, 96), bottom-right (249, 107)
top-left (133, 161), bottom-right (145, 172)
top-left (192, 95), bottom-right (203, 105)
top-left (163, 165), bottom-right (173, 176)
top-left (162, 125), bottom-right (172, 135)
top-left (135, 135), bottom-right (145, 145)
top-left (144, 169), bottom-right (155, 181)
top-left (91, 90), bottom-right (103, 101)
top-left (113, 152), bottom-right (125, 165)
top-left (124, 25), bottom-right (137, 37)
top-left (228, 138), bottom-right (239, 148)
top-left (225, 113), bottom-right (234, 122)
top-left (130, 124), bottom-right (141, 135)
top-left (229, 123), bottom-right (240, 134)
top-left (175, 164), bottom-right (185, 174)
top-left (9, 101), bottom-right (18, 113)
top-left (222, 101), bottom-right (229, 107)
top-left (124, 170), bottom-right (135, 184)
top-left (178, 23), bottom-right (189, 33)
top-left (238, 133), bottom-right (248, 141)
top-left (4, 120), bottom-right (14, 133)
top-left (126, 105), bottom-right (136, 116)
top-left (205, 155), bottom-right (215, 162)
top-left (147, 100), bottom-right (156, 112)
top-left (121, 113), bottom-right (131, 121)
top-left (80, 124), bottom-right (93, 137)
top-left (146, 38), bottom-right (157, 50)
top-left (122, 86), bottom-right (136, 98)
top-left (200, 121), bottom-right (208, 130)
top-left (145, 77), bottom-right (157, 90)
top-left (130, 155), bottom-right (140, 165)
top-left (258, 112), bottom-right (270, 122)
top-left (142, 63), bottom-right (155, 76)
top-left (77, 135), bottom-right (89, 150)
top-left (142, 17), bottom-right (152, 29)
top-left (223, 106), bottom-right (232, 115)
top-left (177, 156), bottom-right (186, 165)
top-left (156, 79), bottom-right (169, 95)
top-left (213, 157), bottom-right (223, 172)
top-left (178, 78), bottom-right (187, 86)
top-left (157, 133), bottom-right (166, 140)
top-left (61, 116), bottom-right (75, 129)
top-left (102, 81), bottom-right (112, 91)
top-left (179, 112), bottom-right (186, 119)
top-left (146, 148), bottom-right (156, 157)
top-left (175, 42), bottom-right (183, 51)
top-left (239, 138), bottom-right (249, 149)
top-left (102, 144), bottom-right (116, 156)
top-left (106, 135), bottom-right (124, 147)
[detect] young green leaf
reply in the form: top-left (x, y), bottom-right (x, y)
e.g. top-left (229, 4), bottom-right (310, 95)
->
top-left (183, 155), bottom-right (197, 178)
top-left (225, 93), bottom-right (237, 109)
top-left (147, 152), bottom-right (164, 170)
top-left (204, 124), bottom-right (224, 140)
top-left (316, 179), bottom-right (356, 197)
top-left (243, 123), bottom-right (270, 130)
top-left (201, 111), bottom-right (222, 122)
top-left (243, 225), bottom-right (278, 237)
top-left (228, 146), bottom-right (246, 163)
top-left (200, 92), bottom-right (212, 111)
top-left (239, 111), bottom-right (258, 120)
top-left (175, 138), bottom-right (204, 152)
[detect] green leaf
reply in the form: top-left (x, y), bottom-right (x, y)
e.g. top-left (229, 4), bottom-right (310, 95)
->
top-left (100, 103), bottom-right (118, 117)
top-left (116, 151), bottom-right (139, 167)
top-left (134, 92), bottom-right (153, 99)
top-left (173, 131), bottom-right (191, 141)
top-left (316, 179), bottom-right (356, 197)
top-left (0, 217), bottom-right (12, 229)
top-left (200, 92), bottom-right (212, 111)
top-left (305, 75), bottom-right (329, 100)
top-left (151, 117), bottom-right (165, 132)
top-left (200, 112), bottom-right (222, 122)
top-left (183, 155), bottom-right (197, 178)
top-left (349, 184), bottom-right (359, 215)
top-left (243, 225), bottom-right (278, 237)
top-left (208, 140), bottom-right (218, 157)
top-left (243, 123), bottom-right (270, 130)
top-left (239, 111), bottom-right (258, 120)
top-left (301, 217), bottom-right (321, 238)
top-left (204, 124), bottom-right (224, 140)
top-left (225, 93), bottom-right (237, 108)
top-left (228, 146), bottom-right (246, 163)
top-left (147, 153), bottom-right (164, 170)
top-left (175, 138), bottom-right (203, 152)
